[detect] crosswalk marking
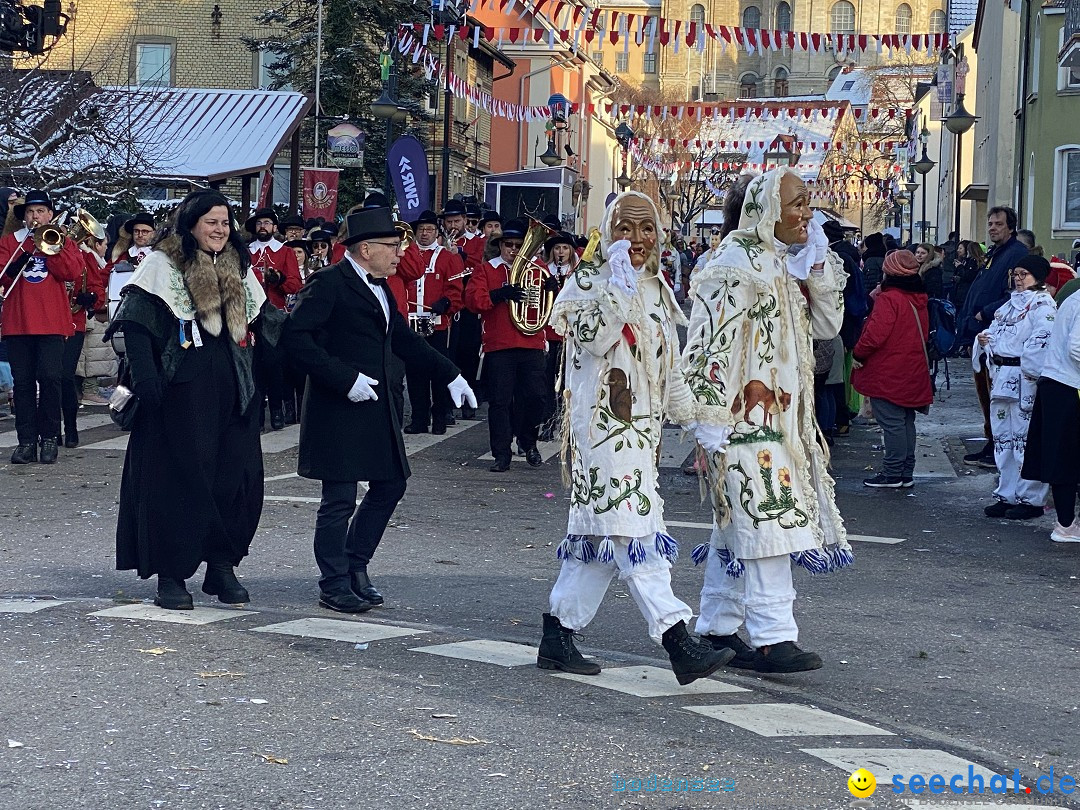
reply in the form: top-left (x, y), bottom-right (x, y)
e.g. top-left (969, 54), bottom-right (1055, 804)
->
top-left (666, 520), bottom-right (712, 530)
top-left (551, 665), bottom-right (749, 697)
top-left (264, 495), bottom-right (323, 504)
top-left (90, 604), bottom-right (255, 625)
top-left (800, 747), bottom-right (999, 785)
top-left (412, 639), bottom-right (539, 667)
top-left (0, 599), bottom-right (70, 614)
top-left (850, 534), bottom-right (906, 544)
top-left (686, 703), bottom-right (893, 737)
top-left (250, 617), bottom-right (429, 644)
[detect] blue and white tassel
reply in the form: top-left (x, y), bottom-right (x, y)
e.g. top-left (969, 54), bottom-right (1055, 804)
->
top-left (627, 537), bottom-right (647, 566)
top-left (691, 543), bottom-right (711, 566)
top-left (596, 536), bottom-right (616, 563)
top-left (654, 532), bottom-right (679, 563)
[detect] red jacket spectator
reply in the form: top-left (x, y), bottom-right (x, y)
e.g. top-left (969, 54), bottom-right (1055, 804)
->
top-left (465, 256), bottom-right (546, 352)
top-left (249, 239), bottom-right (302, 310)
top-left (0, 229), bottom-right (83, 336)
top-left (852, 280), bottom-right (933, 408)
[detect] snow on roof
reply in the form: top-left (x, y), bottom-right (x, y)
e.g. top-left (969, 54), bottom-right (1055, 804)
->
top-left (949, 0), bottom-right (979, 32)
top-left (49, 87), bottom-right (312, 182)
top-left (824, 66), bottom-right (934, 106)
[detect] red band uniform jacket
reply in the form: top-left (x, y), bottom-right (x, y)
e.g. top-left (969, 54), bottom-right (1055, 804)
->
top-left (398, 242), bottom-right (464, 332)
top-left (465, 256), bottom-right (547, 353)
top-left (249, 239), bottom-right (302, 311)
top-left (0, 229), bottom-right (84, 336)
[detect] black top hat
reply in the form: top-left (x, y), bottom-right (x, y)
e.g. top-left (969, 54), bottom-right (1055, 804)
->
top-left (478, 210), bottom-right (502, 228)
top-left (13, 189), bottom-right (54, 221)
top-left (465, 202), bottom-right (482, 219)
top-left (493, 218), bottom-right (528, 244)
top-left (441, 199), bottom-right (467, 218)
top-left (245, 207), bottom-right (278, 233)
top-left (342, 207), bottom-right (400, 247)
top-left (280, 214), bottom-right (305, 230)
top-left (412, 209), bottom-right (438, 229)
top-left (545, 230), bottom-right (577, 256)
top-left (122, 211), bottom-right (156, 234)
top-left (363, 192), bottom-right (389, 210)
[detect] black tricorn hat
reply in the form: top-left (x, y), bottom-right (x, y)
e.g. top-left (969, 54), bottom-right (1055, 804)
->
top-left (544, 230), bottom-right (576, 255)
top-left (244, 207), bottom-right (278, 233)
top-left (342, 207), bottom-right (400, 247)
top-left (122, 211), bottom-right (156, 234)
top-left (412, 209), bottom-right (438, 229)
top-left (280, 214), bottom-right (305, 230)
top-left (478, 210), bottom-right (502, 228)
top-left (13, 189), bottom-right (53, 221)
top-left (284, 238), bottom-right (310, 255)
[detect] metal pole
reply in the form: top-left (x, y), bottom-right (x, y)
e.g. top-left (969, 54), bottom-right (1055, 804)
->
top-left (313, 0), bottom-right (323, 169)
top-left (953, 131), bottom-right (963, 239)
top-left (441, 37), bottom-right (453, 207)
top-left (921, 181), bottom-right (928, 243)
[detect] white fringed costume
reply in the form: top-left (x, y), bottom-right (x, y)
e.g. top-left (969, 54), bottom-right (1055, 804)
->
top-left (547, 192), bottom-right (697, 643)
top-left (679, 168), bottom-right (851, 646)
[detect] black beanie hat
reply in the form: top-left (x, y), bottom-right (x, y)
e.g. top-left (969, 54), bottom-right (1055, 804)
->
top-left (1015, 254), bottom-right (1051, 283)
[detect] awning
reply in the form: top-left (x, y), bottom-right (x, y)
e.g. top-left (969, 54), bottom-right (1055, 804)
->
top-left (45, 86), bottom-right (312, 183)
top-left (961, 183), bottom-right (989, 202)
top-left (813, 208), bottom-right (859, 230)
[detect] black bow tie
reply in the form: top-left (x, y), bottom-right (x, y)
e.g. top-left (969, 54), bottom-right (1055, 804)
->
top-left (366, 273), bottom-right (385, 286)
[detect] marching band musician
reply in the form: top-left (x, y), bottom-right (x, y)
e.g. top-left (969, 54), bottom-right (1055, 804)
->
top-left (399, 209), bottom-right (464, 435)
top-left (61, 233), bottom-right (109, 448)
top-left (280, 214), bottom-right (306, 242)
top-left (464, 218), bottom-right (547, 472)
top-left (246, 206), bottom-right (302, 432)
top-left (307, 228), bottom-right (335, 272)
top-left (539, 230), bottom-right (577, 442)
top-left (0, 190), bottom-right (85, 465)
top-left (107, 212), bottom-right (156, 319)
top-left (444, 200), bottom-right (483, 420)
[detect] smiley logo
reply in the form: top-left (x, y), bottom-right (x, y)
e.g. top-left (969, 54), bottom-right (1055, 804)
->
top-left (848, 768), bottom-right (877, 797)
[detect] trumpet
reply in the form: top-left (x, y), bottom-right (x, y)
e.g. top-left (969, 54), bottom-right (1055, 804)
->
top-left (395, 220), bottom-right (415, 250)
top-left (32, 211), bottom-right (69, 256)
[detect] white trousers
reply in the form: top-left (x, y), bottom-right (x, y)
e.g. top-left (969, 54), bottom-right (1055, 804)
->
top-left (991, 398), bottom-right (1049, 506)
top-left (695, 552), bottom-right (798, 647)
top-left (549, 535), bottom-right (693, 643)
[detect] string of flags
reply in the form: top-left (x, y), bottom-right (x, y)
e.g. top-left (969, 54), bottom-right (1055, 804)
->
top-left (634, 138), bottom-right (906, 153)
top-left (591, 100), bottom-right (914, 122)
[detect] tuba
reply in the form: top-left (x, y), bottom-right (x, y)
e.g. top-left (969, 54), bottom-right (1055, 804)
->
top-left (507, 219), bottom-right (558, 336)
top-left (68, 208), bottom-right (106, 246)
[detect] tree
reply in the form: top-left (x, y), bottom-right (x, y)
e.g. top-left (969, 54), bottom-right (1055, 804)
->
top-left (247, 0), bottom-right (435, 212)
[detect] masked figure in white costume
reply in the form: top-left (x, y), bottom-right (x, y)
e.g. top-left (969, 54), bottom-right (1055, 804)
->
top-left (681, 168), bottom-right (851, 673)
top-left (537, 191), bottom-right (735, 686)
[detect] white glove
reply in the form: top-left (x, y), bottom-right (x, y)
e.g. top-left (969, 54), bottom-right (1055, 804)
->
top-left (694, 422), bottom-right (733, 454)
top-left (447, 374), bottom-right (477, 408)
top-left (809, 219), bottom-right (829, 267)
top-left (607, 239), bottom-right (637, 296)
top-left (347, 372), bottom-right (379, 402)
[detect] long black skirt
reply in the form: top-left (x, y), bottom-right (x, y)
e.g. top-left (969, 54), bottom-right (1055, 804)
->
top-left (1021, 376), bottom-right (1080, 486)
top-left (116, 333), bottom-right (263, 580)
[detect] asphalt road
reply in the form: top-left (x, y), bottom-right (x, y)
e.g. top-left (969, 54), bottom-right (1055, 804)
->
top-left (1, 370), bottom-right (1078, 810)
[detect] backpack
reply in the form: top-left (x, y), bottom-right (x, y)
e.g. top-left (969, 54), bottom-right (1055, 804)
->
top-left (925, 297), bottom-right (957, 361)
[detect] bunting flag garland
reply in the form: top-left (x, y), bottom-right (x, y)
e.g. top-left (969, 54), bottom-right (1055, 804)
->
top-left (590, 100), bottom-right (914, 122)
top-left (634, 137), bottom-right (907, 153)
top-left (396, 28), bottom-right (566, 122)
top-left (410, 13), bottom-right (950, 57)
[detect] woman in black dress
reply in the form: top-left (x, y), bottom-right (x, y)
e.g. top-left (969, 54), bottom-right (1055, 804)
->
top-left (108, 191), bottom-right (284, 609)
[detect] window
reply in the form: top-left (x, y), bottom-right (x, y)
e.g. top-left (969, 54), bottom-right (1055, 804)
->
top-left (742, 5), bottom-right (761, 29)
top-left (690, 3), bottom-right (706, 27)
top-left (1055, 147), bottom-right (1080, 230)
top-left (643, 52), bottom-right (657, 73)
top-left (773, 67), bottom-right (790, 96)
top-left (740, 73), bottom-right (759, 97)
top-left (830, 0), bottom-right (855, 33)
top-left (929, 9), bottom-right (946, 34)
top-left (828, 65), bottom-right (843, 82)
top-left (255, 48), bottom-right (293, 91)
top-left (616, 51), bottom-right (628, 73)
top-left (842, 79), bottom-right (856, 90)
top-left (776, 2), bottom-right (792, 31)
top-left (895, 3), bottom-right (912, 34)
top-left (1059, 26), bottom-right (1080, 90)
top-left (592, 50), bottom-right (604, 66)
top-left (270, 165), bottom-right (292, 208)
top-left (134, 41), bottom-right (173, 87)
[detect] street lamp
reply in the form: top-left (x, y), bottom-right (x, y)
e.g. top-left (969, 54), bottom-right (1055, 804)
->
top-left (904, 169), bottom-right (919, 245)
top-left (539, 135), bottom-right (562, 167)
top-left (614, 121), bottom-right (635, 192)
top-left (912, 124), bottom-right (936, 243)
top-left (944, 90), bottom-right (978, 239)
top-left (616, 170), bottom-right (632, 190)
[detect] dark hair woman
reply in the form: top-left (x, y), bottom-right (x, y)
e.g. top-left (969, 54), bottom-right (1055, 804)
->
top-left (950, 239), bottom-right (984, 311)
top-left (861, 233), bottom-right (888, 291)
top-left (107, 190), bottom-right (286, 609)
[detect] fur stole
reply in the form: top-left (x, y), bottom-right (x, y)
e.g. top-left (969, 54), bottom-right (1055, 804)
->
top-left (126, 235), bottom-right (265, 345)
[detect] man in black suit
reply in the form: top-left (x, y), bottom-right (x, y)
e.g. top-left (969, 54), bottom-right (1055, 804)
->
top-left (283, 207), bottom-right (477, 613)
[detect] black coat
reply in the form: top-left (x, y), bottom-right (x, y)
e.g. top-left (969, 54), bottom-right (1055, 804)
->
top-left (283, 259), bottom-right (459, 482)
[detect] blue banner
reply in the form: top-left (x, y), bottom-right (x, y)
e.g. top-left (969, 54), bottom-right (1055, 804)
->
top-left (387, 135), bottom-right (430, 223)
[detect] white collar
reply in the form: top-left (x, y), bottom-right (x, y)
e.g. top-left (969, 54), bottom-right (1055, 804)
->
top-left (490, 256), bottom-right (507, 268)
top-left (249, 238), bottom-right (284, 253)
top-left (417, 241), bottom-right (440, 252)
top-left (13, 227), bottom-right (30, 242)
top-left (129, 245), bottom-right (151, 257)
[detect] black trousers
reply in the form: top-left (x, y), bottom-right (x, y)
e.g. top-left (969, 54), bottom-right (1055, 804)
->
top-left (313, 477), bottom-right (408, 595)
top-left (255, 337), bottom-right (286, 413)
top-left (449, 310), bottom-right (483, 399)
top-left (405, 330), bottom-right (452, 428)
top-left (61, 330), bottom-right (86, 434)
top-left (540, 339), bottom-right (564, 430)
top-left (7, 334), bottom-right (64, 446)
top-left (484, 347), bottom-right (544, 462)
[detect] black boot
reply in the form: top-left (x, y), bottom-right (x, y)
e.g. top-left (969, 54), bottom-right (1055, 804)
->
top-left (202, 561), bottom-right (250, 604)
top-left (64, 429), bottom-right (79, 449)
top-left (704, 633), bottom-right (757, 669)
top-left (662, 620), bottom-right (734, 685)
top-left (349, 569), bottom-right (384, 605)
top-left (39, 438), bottom-right (58, 464)
top-left (537, 612), bottom-right (601, 675)
top-left (283, 400), bottom-right (297, 425)
top-left (155, 576), bottom-right (194, 610)
top-left (10, 443), bottom-right (37, 464)
top-left (751, 641), bottom-right (822, 673)
top-left (269, 407), bottom-right (285, 431)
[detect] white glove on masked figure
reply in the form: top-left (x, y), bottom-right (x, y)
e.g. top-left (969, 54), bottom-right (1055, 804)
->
top-left (785, 220), bottom-right (829, 280)
top-left (693, 422), bottom-right (734, 455)
top-left (447, 375), bottom-right (478, 409)
top-left (607, 239), bottom-right (638, 296)
top-left (347, 373), bottom-right (379, 402)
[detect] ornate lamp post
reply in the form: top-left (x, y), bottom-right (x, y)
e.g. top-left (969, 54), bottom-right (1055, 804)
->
top-left (943, 47), bottom-right (978, 239)
top-left (912, 123), bottom-right (936, 243)
top-left (614, 121), bottom-right (635, 191)
top-left (904, 169), bottom-right (919, 245)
